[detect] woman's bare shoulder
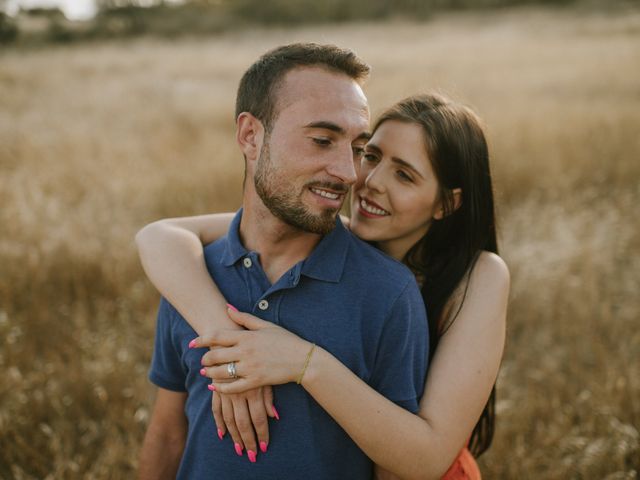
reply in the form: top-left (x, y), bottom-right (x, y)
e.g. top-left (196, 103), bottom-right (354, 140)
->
top-left (472, 251), bottom-right (510, 288)
top-left (441, 251), bottom-right (509, 331)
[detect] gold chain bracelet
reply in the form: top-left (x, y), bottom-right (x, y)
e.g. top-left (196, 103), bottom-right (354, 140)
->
top-left (296, 343), bottom-right (316, 384)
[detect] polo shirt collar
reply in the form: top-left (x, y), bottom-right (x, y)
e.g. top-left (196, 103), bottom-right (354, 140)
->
top-left (300, 218), bottom-right (349, 283)
top-left (221, 209), bottom-right (248, 267)
top-left (221, 208), bottom-right (349, 284)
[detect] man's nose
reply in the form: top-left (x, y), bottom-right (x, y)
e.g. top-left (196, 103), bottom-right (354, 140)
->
top-left (326, 146), bottom-right (358, 186)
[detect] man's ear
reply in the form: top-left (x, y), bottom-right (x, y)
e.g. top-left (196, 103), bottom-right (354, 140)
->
top-left (236, 112), bottom-right (264, 162)
top-left (433, 188), bottom-right (462, 220)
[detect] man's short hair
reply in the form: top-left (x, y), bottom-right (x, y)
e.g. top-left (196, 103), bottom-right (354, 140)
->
top-left (235, 43), bottom-right (370, 132)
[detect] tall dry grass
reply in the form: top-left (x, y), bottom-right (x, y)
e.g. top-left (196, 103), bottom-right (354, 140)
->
top-left (1, 5), bottom-right (638, 479)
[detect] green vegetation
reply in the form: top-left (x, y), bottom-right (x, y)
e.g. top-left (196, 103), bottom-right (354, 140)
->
top-left (0, 0), bottom-right (605, 45)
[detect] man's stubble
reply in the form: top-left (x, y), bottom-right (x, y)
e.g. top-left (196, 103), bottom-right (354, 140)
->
top-left (254, 140), bottom-right (342, 235)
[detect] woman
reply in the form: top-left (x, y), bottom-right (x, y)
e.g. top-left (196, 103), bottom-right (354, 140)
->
top-left (136, 93), bottom-right (509, 479)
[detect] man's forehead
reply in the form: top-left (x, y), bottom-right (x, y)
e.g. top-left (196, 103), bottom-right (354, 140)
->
top-left (274, 66), bottom-right (370, 125)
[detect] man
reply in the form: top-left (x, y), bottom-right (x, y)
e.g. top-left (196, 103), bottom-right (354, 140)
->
top-left (138, 43), bottom-right (428, 479)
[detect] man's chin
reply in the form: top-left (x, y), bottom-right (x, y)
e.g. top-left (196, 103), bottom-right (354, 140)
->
top-left (281, 209), bottom-right (338, 235)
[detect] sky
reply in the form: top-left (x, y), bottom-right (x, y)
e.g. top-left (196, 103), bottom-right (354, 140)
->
top-left (6, 0), bottom-right (98, 19)
top-left (5, 0), bottom-right (182, 20)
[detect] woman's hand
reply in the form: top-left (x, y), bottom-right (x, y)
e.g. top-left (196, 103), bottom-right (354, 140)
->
top-left (194, 308), bottom-right (313, 394)
top-left (212, 386), bottom-right (275, 462)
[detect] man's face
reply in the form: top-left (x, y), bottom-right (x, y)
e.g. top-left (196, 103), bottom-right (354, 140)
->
top-left (254, 67), bottom-right (370, 234)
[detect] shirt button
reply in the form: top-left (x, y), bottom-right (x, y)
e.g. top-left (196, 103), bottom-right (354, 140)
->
top-left (258, 300), bottom-right (269, 311)
top-left (243, 257), bottom-right (252, 268)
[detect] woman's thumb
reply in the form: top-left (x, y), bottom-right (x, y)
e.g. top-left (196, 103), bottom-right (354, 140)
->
top-left (226, 304), bottom-right (268, 330)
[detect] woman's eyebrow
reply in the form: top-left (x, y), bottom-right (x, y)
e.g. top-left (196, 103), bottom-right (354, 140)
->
top-left (366, 143), bottom-right (424, 179)
top-left (391, 157), bottom-right (424, 179)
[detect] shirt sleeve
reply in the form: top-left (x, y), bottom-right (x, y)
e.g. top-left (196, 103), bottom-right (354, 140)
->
top-left (148, 297), bottom-right (187, 392)
top-left (369, 279), bottom-right (429, 413)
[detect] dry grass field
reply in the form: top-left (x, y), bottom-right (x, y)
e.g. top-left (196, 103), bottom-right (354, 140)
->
top-left (1, 5), bottom-right (639, 479)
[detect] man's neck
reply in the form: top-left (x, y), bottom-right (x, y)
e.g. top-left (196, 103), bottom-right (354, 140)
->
top-left (239, 193), bottom-right (324, 284)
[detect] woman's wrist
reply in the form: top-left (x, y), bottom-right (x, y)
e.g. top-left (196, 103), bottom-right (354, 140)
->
top-left (299, 345), bottom-right (329, 389)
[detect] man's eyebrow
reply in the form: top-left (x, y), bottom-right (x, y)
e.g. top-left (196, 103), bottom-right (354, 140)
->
top-left (304, 121), bottom-right (345, 134)
top-left (355, 131), bottom-right (371, 142)
top-left (304, 122), bottom-right (371, 142)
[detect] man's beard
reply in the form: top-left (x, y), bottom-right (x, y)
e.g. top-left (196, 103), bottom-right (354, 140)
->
top-left (254, 142), bottom-right (344, 235)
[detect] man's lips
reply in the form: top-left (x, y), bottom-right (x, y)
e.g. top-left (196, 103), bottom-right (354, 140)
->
top-left (358, 196), bottom-right (390, 217)
top-left (307, 183), bottom-right (348, 208)
top-left (309, 187), bottom-right (342, 200)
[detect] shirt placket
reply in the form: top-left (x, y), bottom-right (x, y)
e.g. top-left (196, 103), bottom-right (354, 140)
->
top-left (238, 252), bottom-right (304, 326)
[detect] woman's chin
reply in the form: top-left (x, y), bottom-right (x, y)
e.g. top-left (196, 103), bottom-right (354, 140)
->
top-left (350, 220), bottom-right (384, 242)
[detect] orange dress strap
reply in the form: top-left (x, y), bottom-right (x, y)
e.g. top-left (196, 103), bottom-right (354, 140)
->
top-left (440, 447), bottom-right (481, 480)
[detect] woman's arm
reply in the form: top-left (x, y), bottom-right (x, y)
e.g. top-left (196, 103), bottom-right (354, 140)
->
top-left (199, 252), bottom-right (509, 480)
top-left (135, 213), bottom-right (276, 459)
top-left (135, 213), bottom-right (237, 336)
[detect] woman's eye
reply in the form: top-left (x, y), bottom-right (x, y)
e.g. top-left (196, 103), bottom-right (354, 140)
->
top-left (312, 138), bottom-right (331, 146)
top-left (396, 170), bottom-right (413, 182)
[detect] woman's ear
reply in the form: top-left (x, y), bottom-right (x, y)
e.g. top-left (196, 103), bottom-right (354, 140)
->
top-left (433, 188), bottom-right (462, 220)
top-left (236, 112), bottom-right (264, 162)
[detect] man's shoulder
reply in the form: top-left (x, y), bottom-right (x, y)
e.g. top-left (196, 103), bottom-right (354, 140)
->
top-left (343, 231), bottom-right (416, 291)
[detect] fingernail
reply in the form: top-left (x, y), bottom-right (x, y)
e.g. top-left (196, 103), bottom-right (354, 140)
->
top-left (188, 338), bottom-right (198, 349)
top-left (200, 368), bottom-right (207, 376)
top-left (207, 384), bottom-right (216, 392)
top-left (247, 450), bottom-right (257, 463)
top-left (217, 428), bottom-right (224, 440)
top-left (234, 443), bottom-right (243, 456)
top-left (272, 405), bottom-right (280, 420)
top-left (226, 303), bottom-right (239, 312)
top-left (259, 441), bottom-right (268, 453)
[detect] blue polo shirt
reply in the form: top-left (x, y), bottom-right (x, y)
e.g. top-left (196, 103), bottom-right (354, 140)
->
top-left (149, 209), bottom-right (429, 480)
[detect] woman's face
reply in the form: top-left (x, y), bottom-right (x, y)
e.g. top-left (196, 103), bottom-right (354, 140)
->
top-left (350, 120), bottom-right (442, 260)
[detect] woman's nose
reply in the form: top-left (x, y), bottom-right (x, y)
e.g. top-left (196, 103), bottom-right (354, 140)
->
top-left (365, 165), bottom-right (386, 193)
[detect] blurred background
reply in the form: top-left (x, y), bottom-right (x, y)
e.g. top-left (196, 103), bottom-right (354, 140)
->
top-left (1, 0), bottom-right (639, 478)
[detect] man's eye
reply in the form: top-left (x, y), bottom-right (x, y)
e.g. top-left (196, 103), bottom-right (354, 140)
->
top-left (363, 153), bottom-right (378, 163)
top-left (312, 138), bottom-right (331, 146)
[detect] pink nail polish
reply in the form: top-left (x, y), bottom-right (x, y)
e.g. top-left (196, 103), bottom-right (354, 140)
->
top-left (200, 368), bottom-right (206, 376)
top-left (207, 384), bottom-right (216, 392)
top-left (271, 405), bottom-right (280, 420)
top-left (188, 339), bottom-right (197, 349)
top-left (226, 303), bottom-right (239, 312)
top-left (234, 443), bottom-right (243, 456)
top-left (247, 450), bottom-right (257, 463)
top-left (217, 428), bottom-right (224, 440)
top-left (259, 441), bottom-right (268, 453)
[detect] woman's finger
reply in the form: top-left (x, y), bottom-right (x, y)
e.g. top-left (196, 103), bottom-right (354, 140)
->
top-left (219, 393), bottom-right (244, 457)
top-left (191, 329), bottom-right (241, 349)
top-left (200, 346), bottom-right (241, 368)
top-left (227, 308), bottom-right (272, 331)
top-left (262, 385), bottom-right (276, 419)
top-left (215, 378), bottom-right (258, 395)
top-left (204, 361), bottom-right (249, 382)
top-left (211, 389), bottom-right (226, 441)
top-left (231, 396), bottom-right (258, 462)
top-left (247, 388), bottom-right (270, 454)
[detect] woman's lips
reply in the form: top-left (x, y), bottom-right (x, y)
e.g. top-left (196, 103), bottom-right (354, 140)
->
top-left (358, 196), bottom-right (390, 218)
